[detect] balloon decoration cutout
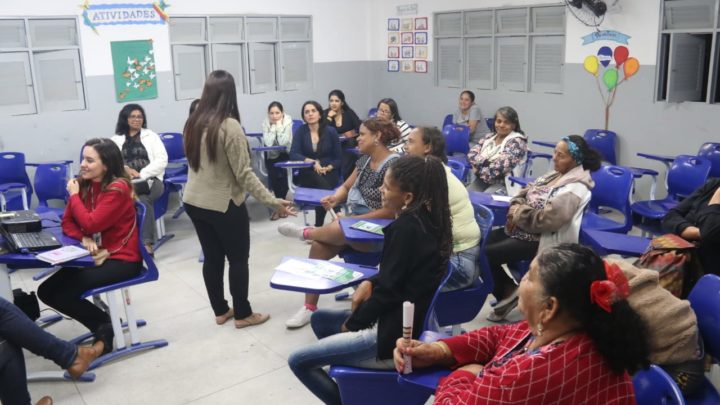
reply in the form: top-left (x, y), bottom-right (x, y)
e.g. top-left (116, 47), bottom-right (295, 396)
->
top-left (597, 46), bottom-right (613, 67)
top-left (584, 55), bottom-right (599, 76)
top-left (583, 45), bottom-right (640, 130)
top-left (603, 69), bottom-right (619, 90)
top-left (624, 57), bottom-right (640, 79)
top-left (614, 46), bottom-right (629, 66)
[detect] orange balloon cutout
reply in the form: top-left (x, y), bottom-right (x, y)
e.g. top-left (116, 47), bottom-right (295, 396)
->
top-left (624, 57), bottom-right (640, 79)
top-left (614, 46), bottom-right (629, 66)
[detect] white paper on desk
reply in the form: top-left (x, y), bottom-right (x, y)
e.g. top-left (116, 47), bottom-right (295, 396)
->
top-left (492, 195), bottom-right (512, 202)
top-left (275, 259), bottom-right (362, 283)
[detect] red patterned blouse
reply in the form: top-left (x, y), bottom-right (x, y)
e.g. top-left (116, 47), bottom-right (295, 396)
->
top-left (435, 321), bottom-right (635, 405)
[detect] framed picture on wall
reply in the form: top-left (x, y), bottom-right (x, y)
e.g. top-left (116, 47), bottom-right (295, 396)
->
top-left (388, 32), bottom-right (399, 45)
top-left (401, 18), bottom-right (413, 31)
top-left (388, 46), bottom-right (400, 58)
top-left (414, 32), bottom-right (428, 45)
top-left (401, 46), bottom-right (414, 58)
top-left (388, 60), bottom-right (400, 72)
top-left (388, 18), bottom-right (400, 31)
top-left (401, 32), bottom-right (413, 44)
top-left (415, 17), bottom-right (428, 30)
top-left (401, 60), bottom-right (414, 73)
top-left (415, 46), bottom-right (428, 59)
top-left (414, 60), bottom-right (428, 73)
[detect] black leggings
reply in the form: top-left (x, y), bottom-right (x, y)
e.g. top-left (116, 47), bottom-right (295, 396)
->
top-left (296, 168), bottom-right (340, 227)
top-left (265, 152), bottom-right (290, 199)
top-left (38, 259), bottom-right (142, 334)
top-left (485, 228), bottom-right (539, 300)
top-left (185, 201), bottom-right (253, 319)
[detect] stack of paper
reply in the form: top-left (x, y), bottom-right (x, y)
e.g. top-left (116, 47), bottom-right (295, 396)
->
top-left (36, 245), bottom-right (90, 265)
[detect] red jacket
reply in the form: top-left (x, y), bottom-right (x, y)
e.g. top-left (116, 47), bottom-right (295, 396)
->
top-left (436, 321), bottom-right (635, 405)
top-left (62, 179), bottom-right (141, 263)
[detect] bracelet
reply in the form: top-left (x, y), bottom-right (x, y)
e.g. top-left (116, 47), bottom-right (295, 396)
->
top-left (432, 341), bottom-right (451, 358)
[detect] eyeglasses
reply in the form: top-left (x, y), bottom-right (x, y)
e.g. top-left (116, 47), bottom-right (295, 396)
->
top-left (129, 115), bottom-right (144, 120)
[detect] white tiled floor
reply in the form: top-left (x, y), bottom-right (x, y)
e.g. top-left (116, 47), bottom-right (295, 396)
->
top-left (17, 197), bottom-right (498, 405)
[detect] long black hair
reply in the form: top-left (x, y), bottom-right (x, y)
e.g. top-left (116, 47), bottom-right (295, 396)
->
top-left (328, 89), bottom-right (355, 114)
top-left (79, 138), bottom-right (132, 200)
top-left (536, 244), bottom-right (650, 374)
top-left (563, 135), bottom-right (602, 172)
top-left (183, 70), bottom-right (240, 171)
top-left (387, 155), bottom-right (453, 271)
top-left (300, 100), bottom-right (328, 135)
top-left (115, 103), bottom-right (147, 136)
top-left (377, 98), bottom-right (403, 122)
top-left (414, 127), bottom-right (447, 164)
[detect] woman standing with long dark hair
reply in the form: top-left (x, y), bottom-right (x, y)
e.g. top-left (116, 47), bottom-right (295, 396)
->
top-left (183, 70), bottom-right (295, 329)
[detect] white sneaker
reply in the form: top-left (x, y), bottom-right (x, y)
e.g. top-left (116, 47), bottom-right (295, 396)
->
top-left (285, 306), bottom-right (313, 329)
top-left (278, 223), bottom-right (306, 241)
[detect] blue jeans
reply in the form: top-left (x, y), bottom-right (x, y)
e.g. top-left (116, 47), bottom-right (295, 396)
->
top-left (443, 245), bottom-right (481, 291)
top-left (0, 296), bottom-right (76, 405)
top-left (287, 309), bottom-right (394, 405)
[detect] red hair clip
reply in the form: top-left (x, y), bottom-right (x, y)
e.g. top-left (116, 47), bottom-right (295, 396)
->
top-left (590, 261), bottom-right (630, 313)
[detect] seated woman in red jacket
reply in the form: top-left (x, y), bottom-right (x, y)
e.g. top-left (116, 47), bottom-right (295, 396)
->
top-left (39, 138), bottom-right (142, 355)
top-left (395, 244), bottom-right (650, 405)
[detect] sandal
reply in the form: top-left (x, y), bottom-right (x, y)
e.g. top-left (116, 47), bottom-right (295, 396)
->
top-left (234, 312), bottom-right (270, 329)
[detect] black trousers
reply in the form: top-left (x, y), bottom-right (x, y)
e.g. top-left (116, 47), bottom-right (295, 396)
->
top-left (341, 138), bottom-right (359, 182)
top-left (185, 201), bottom-right (253, 319)
top-left (485, 228), bottom-right (539, 300)
top-left (296, 168), bottom-right (340, 227)
top-left (38, 259), bottom-right (142, 334)
top-left (265, 152), bottom-right (290, 199)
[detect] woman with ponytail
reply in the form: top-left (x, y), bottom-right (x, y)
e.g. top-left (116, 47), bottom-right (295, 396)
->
top-left (288, 155), bottom-right (451, 405)
top-left (395, 243), bottom-right (651, 405)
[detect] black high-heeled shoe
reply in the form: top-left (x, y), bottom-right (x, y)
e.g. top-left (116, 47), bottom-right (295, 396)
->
top-left (93, 323), bottom-right (114, 356)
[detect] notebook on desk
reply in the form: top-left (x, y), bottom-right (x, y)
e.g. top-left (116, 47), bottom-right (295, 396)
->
top-left (1, 228), bottom-right (62, 253)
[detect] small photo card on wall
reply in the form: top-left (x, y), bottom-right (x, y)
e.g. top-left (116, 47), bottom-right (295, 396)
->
top-left (401, 32), bottom-right (414, 44)
top-left (414, 60), bottom-right (428, 73)
top-left (415, 17), bottom-right (428, 31)
top-left (388, 18), bottom-right (400, 31)
top-left (388, 60), bottom-right (400, 72)
top-left (415, 46), bottom-right (428, 59)
top-left (401, 18), bottom-right (413, 31)
top-left (388, 46), bottom-right (400, 58)
top-left (414, 32), bottom-right (428, 45)
top-left (111, 39), bottom-right (158, 102)
top-left (401, 60), bottom-right (414, 73)
top-left (388, 32), bottom-right (400, 45)
top-left (401, 46), bottom-right (414, 58)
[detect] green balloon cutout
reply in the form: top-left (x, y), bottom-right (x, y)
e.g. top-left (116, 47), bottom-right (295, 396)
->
top-left (603, 68), bottom-right (619, 90)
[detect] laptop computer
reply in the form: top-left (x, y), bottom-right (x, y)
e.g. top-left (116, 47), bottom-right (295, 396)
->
top-left (1, 228), bottom-right (62, 253)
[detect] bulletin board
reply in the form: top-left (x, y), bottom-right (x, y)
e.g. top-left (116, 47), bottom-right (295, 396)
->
top-left (110, 39), bottom-right (158, 102)
top-left (387, 16), bottom-right (428, 73)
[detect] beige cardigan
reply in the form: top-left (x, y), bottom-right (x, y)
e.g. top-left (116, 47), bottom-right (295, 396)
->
top-left (183, 118), bottom-right (280, 212)
top-left (611, 260), bottom-right (700, 365)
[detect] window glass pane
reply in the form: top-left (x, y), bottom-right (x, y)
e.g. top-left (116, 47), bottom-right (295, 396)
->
top-left (496, 9), bottom-right (527, 34)
top-left (437, 38), bottom-right (462, 87)
top-left (0, 53), bottom-right (33, 110)
top-left (281, 17), bottom-right (310, 41)
top-left (170, 18), bottom-right (206, 42)
top-left (466, 38), bottom-right (493, 89)
top-left (29, 19), bottom-right (77, 47)
top-left (172, 44), bottom-right (207, 99)
top-left (465, 11), bottom-right (492, 35)
top-left (531, 36), bottom-right (564, 93)
top-left (210, 17), bottom-right (243, 42)
top-left (496, 37), bottom-right (526, 90)
top-left (212, 43), bottom-right (244, 93)
top-left (281, 42), bottom-right (311, 90)
top-left (532, 7), bottom-right (565, 33)
top-left (249, 42), bottom-right (276, 93)
top-left (246, 17), bottom-right (277, 41)
top-left (435, 13), bottom-right (462, 36)
top-left (663, 0), bottom-right (715, 29)
top-left (0, 20), bottom-right (27, 48)
top-left (34, 49), bottom-right (84, 111)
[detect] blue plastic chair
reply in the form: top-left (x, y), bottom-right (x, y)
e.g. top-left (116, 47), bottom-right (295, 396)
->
top-left (159, 132), bottom-right (187, 179)
top-left (328, 264), bottom-right (456, 405)
top-left (292, 119), bottom-right (303, 134)
top-left (33, 163), bottom-right (69, 218)
top-left (631, 155), bottom-right (711, 232)
top-left (442, 114), bottom-right (453, 128)
top-left (582, 165), bottom-right (634, 233)
top-left (433, 204), bottom-right (494, 335)
top-left (633, 365), bottom-right (686, 405)
top-left (443, 124), bottom-right (470, 156)
top-left (485, 118), bottom-right (495, 132)
top-left (698, 142), bottom-right (720, 178)
top-left (0, 152), bottom-right (33, 211)
top-left (152, 184), bottom-right (174, 251)
top-left (584, 129), bottom-right (618, 165)
top-left (685, 274), bottom-right (720, 404)
top-left (447, 159), bottom-right (467, 182)
top-left (81, 201), bottom-right (168, 370)
top-left (367, 107), bottom-right (378, 119)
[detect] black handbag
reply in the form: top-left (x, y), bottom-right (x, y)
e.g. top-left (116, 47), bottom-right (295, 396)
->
top-left (13, 288), bottom-right (40, 321)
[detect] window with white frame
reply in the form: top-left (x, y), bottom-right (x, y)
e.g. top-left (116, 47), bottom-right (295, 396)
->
top-left (0, 18), bottom-right (86, 116)
top-left (656, 0), bottom-right (720, 103)
top-left (434, 5), bottom-right (565, 93)
top-left (169, 15), bottom-right (312, 99)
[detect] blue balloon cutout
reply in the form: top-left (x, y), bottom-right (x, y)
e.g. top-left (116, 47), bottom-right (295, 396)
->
top-left (597, 46), bottom-right (613, 68)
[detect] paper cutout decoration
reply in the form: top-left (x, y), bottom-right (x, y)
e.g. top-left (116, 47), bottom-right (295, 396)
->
top-left (583, 45), bottom-right (640, 129)
top-left (111, 39), bottom-right (158, 102)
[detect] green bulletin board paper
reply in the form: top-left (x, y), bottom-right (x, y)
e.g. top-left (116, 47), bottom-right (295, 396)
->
top-left (110, 39), bottom-right (158, 102)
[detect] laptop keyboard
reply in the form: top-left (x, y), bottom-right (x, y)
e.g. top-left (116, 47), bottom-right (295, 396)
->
top-left (13, 232), bottom-right (48, 249)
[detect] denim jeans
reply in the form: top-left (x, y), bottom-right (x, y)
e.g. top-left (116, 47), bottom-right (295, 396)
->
top-left (287, 309), bottom-right (394, 405)
top-left (0, 296), bottom-right (76, 405)
top-left (443, 245), bottom-right (481, 292)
